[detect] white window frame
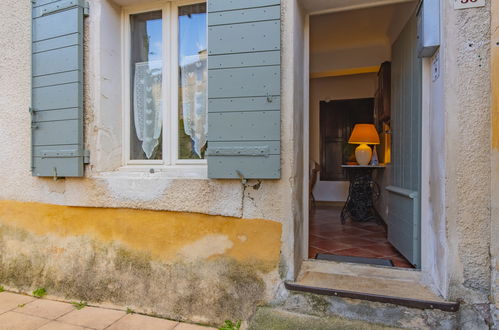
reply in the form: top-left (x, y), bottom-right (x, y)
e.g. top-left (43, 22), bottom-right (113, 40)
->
top-left (122, 0), bottom-right (208, 168)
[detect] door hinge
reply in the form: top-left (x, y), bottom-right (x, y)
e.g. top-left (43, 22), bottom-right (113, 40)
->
top-left (83, 1), bottom-right (89, 16)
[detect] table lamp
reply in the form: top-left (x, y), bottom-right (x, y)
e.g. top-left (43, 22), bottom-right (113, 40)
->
top-left (348, 124), bottom-right (380, 165)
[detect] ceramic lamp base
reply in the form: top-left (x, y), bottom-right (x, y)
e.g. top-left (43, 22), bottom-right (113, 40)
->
top-left (355, 144), bottom-right (372, 165)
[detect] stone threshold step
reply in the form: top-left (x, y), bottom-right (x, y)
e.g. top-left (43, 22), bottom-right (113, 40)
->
top-left (285, 271), bottom-right (459, 312)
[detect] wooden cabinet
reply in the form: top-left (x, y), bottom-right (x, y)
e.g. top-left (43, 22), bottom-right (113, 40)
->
top-left (374, 61), bottom-right (391, 128)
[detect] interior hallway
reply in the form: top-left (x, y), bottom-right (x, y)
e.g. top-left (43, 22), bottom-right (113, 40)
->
top-left (309, 205), bottom-right (413, 268)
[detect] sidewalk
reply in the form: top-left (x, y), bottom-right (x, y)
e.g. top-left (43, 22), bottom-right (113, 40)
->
top-left (0, 291), bottom-right (217, 330)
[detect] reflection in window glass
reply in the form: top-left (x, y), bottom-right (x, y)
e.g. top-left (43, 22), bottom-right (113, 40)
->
top-left (178, 4), bottom-right (207, 160)
top-left (130, 11), bottom-right (163, 160)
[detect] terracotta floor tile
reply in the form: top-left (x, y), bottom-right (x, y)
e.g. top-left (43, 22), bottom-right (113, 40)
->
top-left (312, 240), bottom-right (352, 252)
top-left (329, 247), bottom-right (383, 259)
top-left (308, 246), bottom-right (328, 259)
top-left (362, 244), bottom-right (399, 257)
top-left (359, 231), bottom-right (388, 240)
top-left (309, 205), bottom-right (414, 269)
top-left (391, 256), bottom-right (413, 268)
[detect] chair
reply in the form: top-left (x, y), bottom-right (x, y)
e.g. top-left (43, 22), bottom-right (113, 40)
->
top-left (309, 161), bottom-right (320, 209)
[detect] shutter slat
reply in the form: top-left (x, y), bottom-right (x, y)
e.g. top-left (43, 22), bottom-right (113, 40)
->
top-left (208, 6), bottom-right (280, 26)
top-left (31, 0), bottom-right (85, 177)
top-left (33, 83), bottom-right (80, 110)
top-left (33, 71), bottom-right (79, 88)
top-left (33, 120), bottom-right (79, 145)
top-left (33, 9), bottom-right (79, 36)
top-left (33, 46), bottom-right (79, 76)
top-left (207, 0), bottom-right (281, 179)
top-left (208, 20), bottom-right (280, 55)
top-left (208, 66), bottom-right (280, 98)
top-left (208, 51), bottom-right (280, 70)
top-left (209, 96), bottom-right (281, 112)
top-left (208, 156), bottom-right (280, 179)
top-left (208, 0), bottom-right (280, 12)
top-left (209, 111), bottom-right (279, 141)
top-left (34, 108), bottom-right (79, 122)
top-left (33, 0), bottom-right (63, 8)
top-left (33, 34), bottom-right (79, 53)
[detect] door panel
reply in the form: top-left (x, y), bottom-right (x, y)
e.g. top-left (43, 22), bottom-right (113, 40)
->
top-left (387, 13), bottom-right (422, 268)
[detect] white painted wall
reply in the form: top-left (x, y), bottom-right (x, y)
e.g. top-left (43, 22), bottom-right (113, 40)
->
top-left (309, 74), bottom-right (377, 202)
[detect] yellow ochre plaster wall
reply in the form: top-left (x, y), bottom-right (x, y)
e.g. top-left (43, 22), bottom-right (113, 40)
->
top-left (0, 200), bottom-right (282, 325)
top-left (0, 200), bottom-right (281, 272)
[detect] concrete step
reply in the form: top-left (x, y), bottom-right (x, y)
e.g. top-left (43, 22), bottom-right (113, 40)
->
top-left (271, 260), bottom-right (463, 329)
top-left (273, 287), bottom-right (460, 329)
top-left (248, 307), bottom-right (400, 330)
top-left (285, 271), bottom-right (458, 312)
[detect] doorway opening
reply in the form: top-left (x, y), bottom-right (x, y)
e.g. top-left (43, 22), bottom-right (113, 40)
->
top-left (307, 1), bottom-right (421, 269)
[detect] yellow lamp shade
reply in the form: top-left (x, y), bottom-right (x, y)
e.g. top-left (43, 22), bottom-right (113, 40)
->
top-left (348, 124), bottom-right (380, 145)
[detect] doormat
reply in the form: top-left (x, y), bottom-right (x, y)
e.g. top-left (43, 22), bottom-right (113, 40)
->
top-left (315, 253), bottom-right (394, 267)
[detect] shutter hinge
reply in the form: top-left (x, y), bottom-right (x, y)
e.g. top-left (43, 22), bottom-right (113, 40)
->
top-left (29, 107), bottom-right (39, 129)
top-left (83, 150), bottom-right (90, 164)
top-left (83, 1), bottom-right (89, 16)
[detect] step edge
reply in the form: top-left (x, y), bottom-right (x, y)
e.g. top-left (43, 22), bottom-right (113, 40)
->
top-left (284, 281), bottom-right (460, 312)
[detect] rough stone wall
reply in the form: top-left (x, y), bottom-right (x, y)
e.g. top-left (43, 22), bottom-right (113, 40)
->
top-left (491, 0), bottom-right (499, 327)
top-left (443, 0), bottom-right (492, 320)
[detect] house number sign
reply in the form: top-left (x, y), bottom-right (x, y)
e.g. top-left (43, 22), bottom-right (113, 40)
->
top-left (454, 0), bottom-right (485, 10)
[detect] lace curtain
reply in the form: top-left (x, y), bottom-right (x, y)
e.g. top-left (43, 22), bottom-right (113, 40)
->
top-left (180, 56), bottom-right (207, 158)
top-left (133, 61), bottom-right (162, 159)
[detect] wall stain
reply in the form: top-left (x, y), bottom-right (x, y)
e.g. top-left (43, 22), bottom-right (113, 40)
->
top-left (0, 223), bottom-right (271, 325)
top-left (0, 200), bottom-right (281, 272)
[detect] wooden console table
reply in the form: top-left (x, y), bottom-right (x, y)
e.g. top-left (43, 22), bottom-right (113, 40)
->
top-left (340, 165), bottom-right (385, 224)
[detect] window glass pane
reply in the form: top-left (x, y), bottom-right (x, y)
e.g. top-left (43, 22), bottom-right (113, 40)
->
top-left (178, 3), bottom-right (207, 160)
top-left (130, 11), bottom-right (163, 160)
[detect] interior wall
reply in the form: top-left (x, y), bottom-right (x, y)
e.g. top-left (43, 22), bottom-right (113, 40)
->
top-left (309, 73), bottom-right (377, 201)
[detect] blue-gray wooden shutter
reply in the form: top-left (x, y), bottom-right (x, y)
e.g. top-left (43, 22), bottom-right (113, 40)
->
top-left (31, 0), bottom-right (87, 178)
top-left (206, 0), bottom-right (281, 179)
top-left (386, 13), bottom-right (422, 268)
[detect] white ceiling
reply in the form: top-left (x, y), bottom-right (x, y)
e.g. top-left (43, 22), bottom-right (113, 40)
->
top-left (309, 1), bottom-right (418, 74)
top-left (310, 1), bottom-right (418, 54)
top-left (300, 0), bottom-right (417, 15)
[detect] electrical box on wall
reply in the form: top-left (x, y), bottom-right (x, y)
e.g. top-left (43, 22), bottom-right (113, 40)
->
top-left (416, 0), bottom-right (440, 58)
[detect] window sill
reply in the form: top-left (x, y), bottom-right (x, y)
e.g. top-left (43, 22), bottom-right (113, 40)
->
top-left (94, 165), bottom-right (208, 180)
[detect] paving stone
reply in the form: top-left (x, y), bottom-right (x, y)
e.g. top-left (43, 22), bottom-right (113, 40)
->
top-left (15, 299), bottom-right (74, 320)
top-left (174, 323), bottom-right (217, 330)
top-left (0, 292), bottom-right (35, 314)
top-left (37, 321), bottom-right (87, 330)
top-left (107, 313), bottom-right (178, 330)
top-left (0, 311), bottom-right (49, 330)
top-left (57, 306), bottom-right (125, 329)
